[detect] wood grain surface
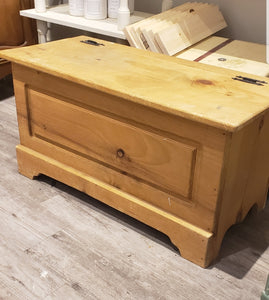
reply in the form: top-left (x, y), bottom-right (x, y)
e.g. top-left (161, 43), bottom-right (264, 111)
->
top-left (1, 36), bottom-right (269, 132)
top-left (3, 36), bottom-right (269, 268)
top-left (176, 36), bottom-right (269, 77)
top-left (27, 88), bottom-right (196, 199)
top-left (0, 93), bottom-right (268, 299)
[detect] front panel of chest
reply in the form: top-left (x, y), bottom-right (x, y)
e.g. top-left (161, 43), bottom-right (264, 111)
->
top-left (13, 64), bottom-right (227, 233)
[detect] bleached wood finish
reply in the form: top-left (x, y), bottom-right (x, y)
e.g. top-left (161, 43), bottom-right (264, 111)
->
top-left (155, 4), bottom-right (227, 55)
top-left (136, 3), bottom-right (198, 51)
top-left (1, 36), bottom-right (269, 267)
top-left (176, 36), bottom-right (269, 77)
top-left (139, 2), bottom-right (199, 52)
top-left (124, 2), bottom-right (227, 56)
top-left (124, 2), bottom-right (193, 49)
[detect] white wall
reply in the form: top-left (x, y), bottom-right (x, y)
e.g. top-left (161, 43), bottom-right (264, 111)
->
top-left (135, 0), bottom-right (266, 44)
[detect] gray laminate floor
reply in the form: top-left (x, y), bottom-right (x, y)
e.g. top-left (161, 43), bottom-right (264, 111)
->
top-left (0, 76), bottom-right (268, 300)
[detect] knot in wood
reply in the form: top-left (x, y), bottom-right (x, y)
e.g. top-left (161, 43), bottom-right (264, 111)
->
top-left (117, 149), bottom-right (125, 158)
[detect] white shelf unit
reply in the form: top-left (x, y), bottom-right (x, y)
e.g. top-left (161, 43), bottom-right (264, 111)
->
top-left (20, 4), bottom-right (152, 42)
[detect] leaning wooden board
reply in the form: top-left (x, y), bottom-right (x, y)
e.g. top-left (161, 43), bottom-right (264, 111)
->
top-left (177, 36), bottom-right (269, 77)
top-left (124, 2), bottom-right (227, 56)
top-left (1, 36), bottom-right (269, 267)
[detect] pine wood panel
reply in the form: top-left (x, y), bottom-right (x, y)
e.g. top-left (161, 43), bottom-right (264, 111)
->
top-left (177, 36), bottom-right (268, 63)
top-left (0, 95), bottom-right (268, 299)
top-left (135, 2), bottom-right (199, 51)
top-left (155, 4), bottom-right (227, 55)
top-left (176, 36), bottom-right (269, 77)
top-left (1, 36), bottom-right (269, 267)
top-left (1, 36), bottom-right (269, 132)
top-left (27, 88), bottom-right (196, 199)
top-left (124, 2), bottom-right (193, 48)
top-left (125, 2), bottom-right (227, 56)
top-left (12, 66), bottom-right (227, 233)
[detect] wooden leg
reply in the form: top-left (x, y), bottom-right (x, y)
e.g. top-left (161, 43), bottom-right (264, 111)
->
top-left (16, 145), bottom-right (40, 179)
top-left (16, 144), bottom-right (217, 267)
top-left (169, 228), bottom-right (216, 268)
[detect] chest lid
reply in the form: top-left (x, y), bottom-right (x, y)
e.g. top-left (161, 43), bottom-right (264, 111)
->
top-left (1, 35), bottom-right (269, 132)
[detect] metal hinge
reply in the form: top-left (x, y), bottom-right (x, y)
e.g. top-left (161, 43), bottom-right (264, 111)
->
top-left (232, 75), bottom-right (268, 86)
top-left (80, 40), bottom-right (104, 46)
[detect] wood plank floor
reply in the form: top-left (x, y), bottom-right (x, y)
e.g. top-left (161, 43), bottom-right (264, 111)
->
top-left (0, 77), bottom-right (268, 300)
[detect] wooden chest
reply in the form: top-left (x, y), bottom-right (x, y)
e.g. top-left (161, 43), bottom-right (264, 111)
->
top-left (1, 36), bottom-right (269, 267)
